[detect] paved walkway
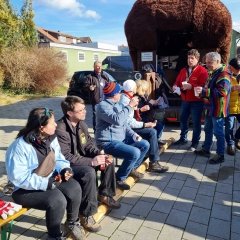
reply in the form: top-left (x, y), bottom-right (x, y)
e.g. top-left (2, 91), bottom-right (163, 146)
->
top-left (0, 97), bottom-right (240, 240)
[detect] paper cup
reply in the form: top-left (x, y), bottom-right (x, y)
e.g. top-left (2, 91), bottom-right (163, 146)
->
top-left (194, 87), bottom-right (199, 96)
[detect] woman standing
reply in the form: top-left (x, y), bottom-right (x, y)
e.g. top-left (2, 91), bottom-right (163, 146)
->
top-left (5, 108), bottom-right (85, 240)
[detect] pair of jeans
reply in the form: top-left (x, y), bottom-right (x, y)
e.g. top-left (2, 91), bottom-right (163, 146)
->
top-left (235, 115), bottom-right (240, 141)
top-left (225, 115), bottom-right (235, 146)
top-left (141, 116), bottom-right (165, 140)
top-left (102, 138), bottom-right (150, 181)
top-left (134, 128), bottom-right (160, 162)
top-left (203, 115), bottom-right (225, 156)
top-left (12, 177), bottom-right (81, 238)
top-left (180, 100), bottom-right (203, 146)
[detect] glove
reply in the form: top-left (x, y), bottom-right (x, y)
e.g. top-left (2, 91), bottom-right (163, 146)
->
top-left (60, 168), bottom-right (74, 181)
top-left (47, 177), bottom-right (61, 190)
top-left (0, 200), bottom-right (22, 219)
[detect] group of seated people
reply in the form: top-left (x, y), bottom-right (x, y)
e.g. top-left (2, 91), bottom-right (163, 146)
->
top-left (5, 79), bottom-right (168, 240)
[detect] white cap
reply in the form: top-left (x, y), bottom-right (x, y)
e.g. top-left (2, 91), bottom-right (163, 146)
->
top-left (123, 79), bottom-right (136, 92)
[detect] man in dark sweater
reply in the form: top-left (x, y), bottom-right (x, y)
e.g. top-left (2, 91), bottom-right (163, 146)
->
top-left (55, 96), bottom-right (120, 232)
top-left (83, 61), bottom-right (109, 132)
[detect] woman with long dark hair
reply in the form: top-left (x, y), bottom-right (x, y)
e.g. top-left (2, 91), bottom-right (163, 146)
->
top-left (5, 108), bottom-right (85, 240)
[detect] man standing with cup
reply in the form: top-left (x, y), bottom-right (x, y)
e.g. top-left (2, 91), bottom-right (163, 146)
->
top-left (172, 49), bottom-right (208, 151)
top-left (84, 61), bottom-right (109, 132)
top-left (194, 52), bottom-right (231, 164)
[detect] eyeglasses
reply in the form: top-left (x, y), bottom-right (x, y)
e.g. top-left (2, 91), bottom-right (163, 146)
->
top-left (73, 107), bottom-right (86, 113)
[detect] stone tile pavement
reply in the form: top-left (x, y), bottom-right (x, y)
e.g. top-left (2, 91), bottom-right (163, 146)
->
top-left (0, 97), bottom-right (240, 240)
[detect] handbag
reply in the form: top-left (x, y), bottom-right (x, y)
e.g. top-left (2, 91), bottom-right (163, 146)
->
top-left (153, 109), bottom-right (165, 122)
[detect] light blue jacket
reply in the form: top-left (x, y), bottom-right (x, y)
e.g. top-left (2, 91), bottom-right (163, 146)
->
top-left (120, 93), bottom-right (144, 129)
top-left (95, 99), bottom-right (138, 145)
top-left (5, 136), bottom-right (70, 191)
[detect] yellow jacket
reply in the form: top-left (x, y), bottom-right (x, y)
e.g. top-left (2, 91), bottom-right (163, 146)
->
top-left (229, 75), bottom-right (240, 114)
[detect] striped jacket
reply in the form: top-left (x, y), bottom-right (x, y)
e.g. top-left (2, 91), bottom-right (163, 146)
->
top-left (201, 64), bottom-right (231, 117)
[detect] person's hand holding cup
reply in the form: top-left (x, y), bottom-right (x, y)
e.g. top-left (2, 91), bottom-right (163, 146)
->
top-left (90, 85), bottom-right (96, 91)
top-left (194, 86), bottom-right (202, 97)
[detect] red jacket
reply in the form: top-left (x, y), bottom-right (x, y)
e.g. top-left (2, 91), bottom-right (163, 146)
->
top-left (173, 65), bottom-right (208, 102)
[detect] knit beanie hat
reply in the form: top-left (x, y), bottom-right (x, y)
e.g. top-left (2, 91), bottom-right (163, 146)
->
top-left (103, 82), bottom-right (121, 97)
top-left (123, 79), bottom-right (136, 92)
top-left (229, 58), bottom-right (240, 70)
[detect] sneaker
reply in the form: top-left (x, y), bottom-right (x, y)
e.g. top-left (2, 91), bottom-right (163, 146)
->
top-left (80, 215), bottom-right (101, 232)
top-left (63, 219), bottom-right (86, 240)
top-left (47, 233), bottom-right (66, 240)
top-left (129, 169), bottom-right (144, 178)
top-left (173, 139), bottom-right (188, 145)
top-left (235, 140), bottom-right (240, 150)
top-left (98, 195), bottom-right (121, 209)
top-left (158, 139), bottom-right (166, 145)
top-left (147, 161), bottom-right (169, 173)
top-left (194, 148), bottom-right (211, 157)
top-left (209, 154), bottom-right (224, 164)
top-left (227, 146), bottom-right (235, 156)
top-left (116, 180), bottom-right (130, 190)
top-left (188, 144), bottom-right (198, 152)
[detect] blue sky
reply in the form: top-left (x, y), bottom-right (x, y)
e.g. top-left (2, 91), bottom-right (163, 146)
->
top-left (11, 0), bottom-right (240, 46)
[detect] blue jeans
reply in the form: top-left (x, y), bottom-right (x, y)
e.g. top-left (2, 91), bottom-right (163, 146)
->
top-left (225, 114), bottom-right (240, 143)
top-left (180, 101), bottom-right (203, 146)
top-left (141, 116), bottom-right (164, 140)
top-left (134, 128), bottom-right (160, 162)
top-left (203, 115), bottom-right (225, 155)
top-left (225, 115), bottom-right (235, 146)
top-left (102, 138), bottom-right (150, 181)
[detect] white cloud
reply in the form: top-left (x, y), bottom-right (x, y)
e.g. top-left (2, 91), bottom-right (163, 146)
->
top-left (233, 22), bottom-right (240, 32)
top-left (38, 0), bottom-right (101, 20)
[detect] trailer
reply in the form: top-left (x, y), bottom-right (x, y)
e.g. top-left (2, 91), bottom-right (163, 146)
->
top-left (124, 0), bottom-right (239, 122)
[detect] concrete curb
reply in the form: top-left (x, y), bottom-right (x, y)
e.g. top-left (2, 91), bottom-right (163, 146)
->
top-left (91, 137), bottom-right (175, 229)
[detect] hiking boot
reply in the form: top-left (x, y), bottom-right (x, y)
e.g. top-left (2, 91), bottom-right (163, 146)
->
top-left (235, 140), bottom-right (240, 151)
top-left (63, 218), bottom-right (86, 240)
top-left (80, 215), bottom-right (101, 233)
top-left (98, 195), bottom-right (121, 209)
top-left (147, 161), bottom-right (169, 173)
top-left (158, 139), bottom-right (166, 145)
top-left (129, 169), bottom-right (144, 178)
top-left (116, 180), bottom-right (130, 190)
top-left (47, 233), bottom-right (66, 240)
top-left (194, 148), bottom-right (211, 157)
top-left (227, 146), bottom-right (235, 156)
top-left (209, 154), bottom-right (224, 164)
top-left (173, 139), bottom-right (188, 145)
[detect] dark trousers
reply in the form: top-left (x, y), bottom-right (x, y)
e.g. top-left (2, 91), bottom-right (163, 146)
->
top-left (98, 161), bottom-right (116, 197)
top-left (134, 128), bottom-right (160, 162)
top-left (92, 104), bottom-right (96, 133)
top-left (12, 177), bottom-right (81, 238)
top-left (71, 165), bottom-right (98, 216)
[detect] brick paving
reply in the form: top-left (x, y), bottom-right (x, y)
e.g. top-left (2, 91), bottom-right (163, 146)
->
top-left (0, 97), bottom-right (240, 240)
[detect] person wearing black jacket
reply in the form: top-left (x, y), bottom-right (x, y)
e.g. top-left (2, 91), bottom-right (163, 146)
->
top-left (56, 96), bottom-right (120, 228)
top-left (83, 61), bottom-right (109, 132)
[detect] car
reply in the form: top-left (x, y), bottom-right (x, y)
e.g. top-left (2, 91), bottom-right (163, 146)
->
top-left (102, 55), bottom-right (142, 82)
top-left (67, 70), bottom-right (117, 102)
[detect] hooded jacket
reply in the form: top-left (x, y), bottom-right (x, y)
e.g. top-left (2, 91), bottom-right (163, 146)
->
top-left (5, 136), bottom-right (70, 191)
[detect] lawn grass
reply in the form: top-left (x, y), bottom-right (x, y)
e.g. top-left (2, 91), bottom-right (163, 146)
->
top-left (0, 85), bottom-right (68, 106)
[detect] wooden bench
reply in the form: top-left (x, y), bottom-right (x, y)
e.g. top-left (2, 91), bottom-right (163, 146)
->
top-left (0, 207), bottom-right (28, 240)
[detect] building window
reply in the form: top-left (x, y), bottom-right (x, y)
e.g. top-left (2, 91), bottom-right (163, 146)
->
top-left (93, 53), bottom-right (99, 61)
top-left (59, 36), bottom-right (66, 42)
top-left (78, 52), bottom-right (85, 62)
top-left (60, 50), bottom-right (68, 62)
